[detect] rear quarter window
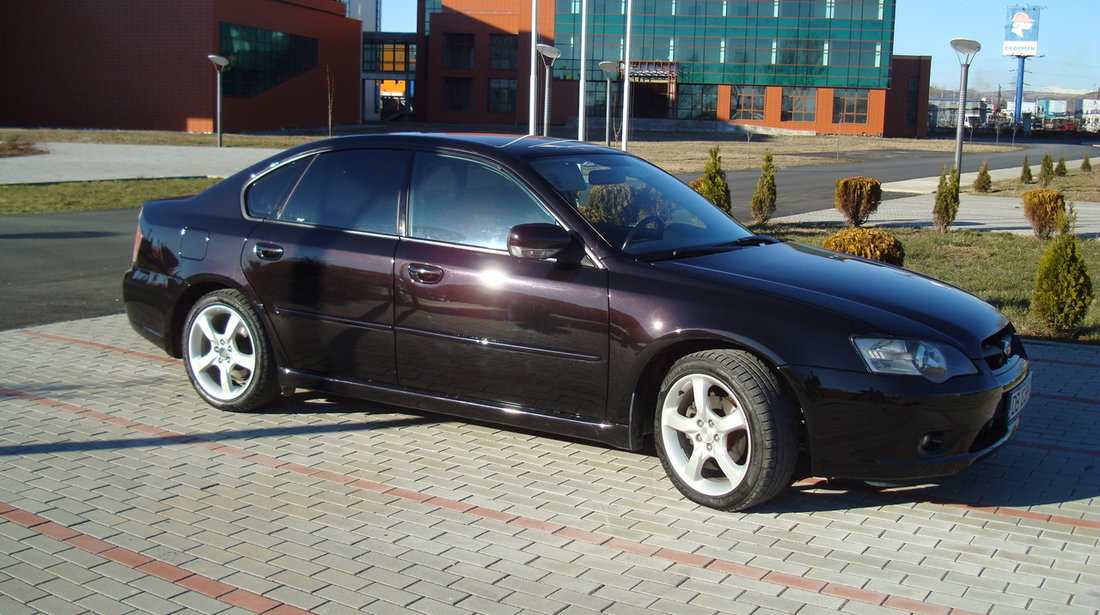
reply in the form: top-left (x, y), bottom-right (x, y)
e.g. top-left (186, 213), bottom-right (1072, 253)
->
top-left (245, 157), bottom-right (311, 218)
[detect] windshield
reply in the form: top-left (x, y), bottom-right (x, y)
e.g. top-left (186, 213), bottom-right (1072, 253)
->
top-left (530, 153), bottom-right (753, 257)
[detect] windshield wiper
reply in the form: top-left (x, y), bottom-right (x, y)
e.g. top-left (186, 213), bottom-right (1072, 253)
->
top-left (642, 235), bottom-right (781, 262)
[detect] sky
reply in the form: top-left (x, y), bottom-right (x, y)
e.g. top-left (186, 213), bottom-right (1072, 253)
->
top-left (379, 1), bottom-right (1100, 94)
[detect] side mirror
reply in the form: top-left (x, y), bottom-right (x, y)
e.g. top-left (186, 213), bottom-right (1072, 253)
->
top-left (507, 223), bottom-right (574, 260)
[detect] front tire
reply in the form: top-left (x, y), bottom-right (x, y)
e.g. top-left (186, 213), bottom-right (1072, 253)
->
top-left (183, 289), bottom-right (279, 411)
top-left (655, 350), bottom-right (798, 511)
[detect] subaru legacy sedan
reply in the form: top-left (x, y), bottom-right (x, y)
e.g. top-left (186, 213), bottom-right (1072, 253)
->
top-left (123, 134), bottom-right (1029, 511)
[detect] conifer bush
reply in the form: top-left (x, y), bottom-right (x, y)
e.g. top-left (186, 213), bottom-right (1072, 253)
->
top-left (1039, 153), bottom-right (1055, 187)
top-left (1022, 188), bottom-right (1065, 240)
top-left (750, 151), bottom-right (777, 224)
top-left (1082, 154), bottom-right (1092, 173)
top-left (1020, 155), bottom-right (1033, 183)
top-left (1054, 154), bottom-right (1067, 177)
top-left (694, 145), bottom-right (731, 213)
top-left (972, 159), bottom-right (992, 193)
top-left (1031, 225), bottom-right (1094, 335)
top-left (933, 164), bottom-right (960, 233)
top-left (822, 227), bottom-right (904, 266)
top-left (833, 177), bottom-right (882, 227)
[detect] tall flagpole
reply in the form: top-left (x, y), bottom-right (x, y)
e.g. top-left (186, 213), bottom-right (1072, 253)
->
top-left (577, 0), bottom-right (588, 142)
top-left (528, 0), bottom-right (539, 135)
top-left (621, 0), bottom-right (633, 151)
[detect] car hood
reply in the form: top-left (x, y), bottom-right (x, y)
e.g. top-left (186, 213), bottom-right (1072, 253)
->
top-left (657, 241), bottom-right (1009, 353)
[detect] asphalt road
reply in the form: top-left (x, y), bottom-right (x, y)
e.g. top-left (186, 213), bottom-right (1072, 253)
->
top-left (1, 139), bottom-right (1095, 331)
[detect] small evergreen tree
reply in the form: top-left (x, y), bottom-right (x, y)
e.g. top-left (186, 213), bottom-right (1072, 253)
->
top-left (1031, 209), bottom-right (1094, 335)
top-left (696, 145), bottom-right (731, 213)
top-left (1082, 154), bottom-right (1092, 173)
top-left (1039, 153), bottom-right (1055, 187)
top-left (833, 177), bottom-right (882, 227)
top-left (1054, 154), bottom-right (1067, 177)
top-left (750, 151), bottom-right (778, 224)
top-left (1020, 155), bottom-right (1033, 184)
top-left (972, 159), bottom-right (992, 193)
top-left (933, 164), bottom-right (960, 233)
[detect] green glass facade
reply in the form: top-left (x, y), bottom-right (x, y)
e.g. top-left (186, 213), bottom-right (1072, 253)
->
top-left (553, 0), bottom-right (895, 89)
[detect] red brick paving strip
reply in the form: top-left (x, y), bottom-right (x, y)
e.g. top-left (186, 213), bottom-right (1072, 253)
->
top-left (0, 500), bottom-right (319, 615)
top-left (1, 386), bottom-right (1080, 615)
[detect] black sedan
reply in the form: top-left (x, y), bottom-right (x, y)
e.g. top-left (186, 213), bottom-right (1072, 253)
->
top-left (123, 133), bottom-right (1030, 511)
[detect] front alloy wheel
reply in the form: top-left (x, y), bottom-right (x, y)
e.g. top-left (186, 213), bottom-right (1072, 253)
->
top-left (655, 350), bottom-right (798, 511)
top-left (184, 290), bottom-right (278, 411)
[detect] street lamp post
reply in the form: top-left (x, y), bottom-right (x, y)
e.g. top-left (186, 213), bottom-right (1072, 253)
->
top-left (536, 43), bottom-right (561, 137)
top-left (949, 38), bottom-right (981, 172)
top-left (599, 61), bottom-right (618, 147)
top-left (207, 54), bottom-right (229, 148)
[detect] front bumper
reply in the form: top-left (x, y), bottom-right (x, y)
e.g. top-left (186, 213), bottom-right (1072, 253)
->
top-left (782, 356), bottom-right (1029, 481)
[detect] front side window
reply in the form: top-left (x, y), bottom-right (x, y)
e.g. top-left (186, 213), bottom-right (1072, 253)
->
top-left (782, 87), bottom-right (817, 122)
top-left (408, 154), bottom-right (557, 250)
top-left (530, 154), bottom-right (753, 257)
top-left (833, 88), bottom-right (869, 123)
top-left (276, 149), bottom-right (409, 234)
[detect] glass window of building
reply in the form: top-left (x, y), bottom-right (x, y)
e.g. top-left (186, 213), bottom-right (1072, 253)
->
top-left (782, 87), bottom-right (817, 122)
top-left (219, 23), bottom-right (317, 97)
top-left (488, 79), bottom-right (517, 113)
top-left (443, 78), bottom-right (473, 111)
top-left (731, 85), bottom-right (766, 120)
top-left (677, 84), bottom-right (718, 120)
top-left (363, 40), bottom-right (416, 72)
top-left (490, 34), bottom-right (518, 70)
top-left (832, 88), bottom-right (869, 123)
top-left (444, 33), bottom-right (475, 69)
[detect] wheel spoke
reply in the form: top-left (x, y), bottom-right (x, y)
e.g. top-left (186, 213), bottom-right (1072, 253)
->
top-left (691, 375), bottom-right (711, 414)
top-left (196, 313), bottom-right (218, 344)
top-left (193, 349), bottom-right (219, 371)
top-left (216, 363), bottom-right (235, 397)
top-left (713, 446), bottom-right (747, 483)
top-left (232, 350), bottom-right (256, 374)
top-left (662, 408), bottom-right (698, 435)
top-left (684, 445), bottom-right (709, 482)
top-left (716, 409), bottom-right (747, 436)
top-left (223, 312), bottom-right (244, 340)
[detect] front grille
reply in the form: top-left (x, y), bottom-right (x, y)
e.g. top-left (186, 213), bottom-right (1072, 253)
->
top-left (981, 326), bottom-right (1026, 372)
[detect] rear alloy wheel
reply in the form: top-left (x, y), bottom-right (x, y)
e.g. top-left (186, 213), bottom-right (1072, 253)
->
top-left (655, 350), bottom-right (798, 511)
top-left (183, 290), bottom-right (278, 411)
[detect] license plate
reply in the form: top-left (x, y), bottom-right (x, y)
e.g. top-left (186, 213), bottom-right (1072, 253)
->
top-left (1006, 375), bottom-right (1031, 425)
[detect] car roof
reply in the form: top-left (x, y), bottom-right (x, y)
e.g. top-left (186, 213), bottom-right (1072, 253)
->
top-left (280, 132), bottom-right (627, 162)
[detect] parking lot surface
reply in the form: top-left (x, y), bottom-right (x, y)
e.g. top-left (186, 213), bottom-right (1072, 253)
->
top-left (1, 314), bottom-right (1098, 615)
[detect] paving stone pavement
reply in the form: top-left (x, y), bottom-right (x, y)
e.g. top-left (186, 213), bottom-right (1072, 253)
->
top-left (1, 315), bottom-right (1097, 615)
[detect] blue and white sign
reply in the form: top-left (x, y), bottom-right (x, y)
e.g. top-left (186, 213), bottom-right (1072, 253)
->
top-left (1003, 6), bottom-right (1040, 57)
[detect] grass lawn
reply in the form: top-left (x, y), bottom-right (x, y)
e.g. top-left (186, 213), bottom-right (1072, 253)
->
top-left (762, 223), bottom-right (1100, 343)
top-left (967, 165), bottom-right (1100, 203)
top-left (0, 177), bottom-right (220, 215)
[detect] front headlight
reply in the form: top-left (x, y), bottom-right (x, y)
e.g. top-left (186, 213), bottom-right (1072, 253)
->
top-left (852, 338), bottom-right (978, 383)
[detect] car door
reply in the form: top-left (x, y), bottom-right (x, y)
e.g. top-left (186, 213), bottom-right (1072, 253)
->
top-left (394, 152), bottom-right (610, 420)
top-left (242, 148), bottom-right (410, 385)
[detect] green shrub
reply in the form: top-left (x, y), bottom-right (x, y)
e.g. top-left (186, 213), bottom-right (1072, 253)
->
top-left (1031, 231), bottom-right (1094, 335)
top-left (822, 227), bottom-right (904, 266)
top-left (1022, 188), bottom-right (1065, 240)
top-left (1020, 155), bottom-right (1033, 183)
top-left (750, 151), bottom-right (777, 224)
top-left (934, 165), bottom-right (960, 233)
top-left (971, 159), bottom-right (992, 193)
top-left (1054, 154), bottom-right (1067, 177)
top-left (1082, 154), bottom-right (1092, 173)
top-left (694, 145), bottom-right (731, 213)
top-left (1039, 153), bottom-right (1055, 187)
top-left (833, 176), bottom-right (882, 227)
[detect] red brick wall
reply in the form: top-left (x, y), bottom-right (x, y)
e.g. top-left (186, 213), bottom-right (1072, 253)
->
top-left (0, 0), bottom-right (359, 132)
top-left (883, 55), bottom-right (931, 138)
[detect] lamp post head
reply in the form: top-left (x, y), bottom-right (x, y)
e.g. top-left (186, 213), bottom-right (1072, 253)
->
top-left (949, 38), bottom-right (981, 65)
top-left (599, 60), bottom-right (619, 76)
top-left (536, 43), bottom-right (561, 67)
top-left (207, 54), bottom-right (229, 70)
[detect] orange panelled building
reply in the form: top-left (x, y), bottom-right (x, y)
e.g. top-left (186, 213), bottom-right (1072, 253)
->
top-left (414, 0), bottom-right (928, 137)
top-left (1, 0), bottom-right (361, 133)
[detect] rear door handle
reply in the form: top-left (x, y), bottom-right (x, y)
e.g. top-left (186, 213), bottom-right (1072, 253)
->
top-left (254, 243), bottom-right (284, 261)
top-left (407, 263), bottom-right (444, 284)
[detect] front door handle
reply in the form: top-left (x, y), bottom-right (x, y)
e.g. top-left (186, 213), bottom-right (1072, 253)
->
top-left (254, 243), bottom-right (284, 261)
top-left (407, 263), bottom-right (444, 284)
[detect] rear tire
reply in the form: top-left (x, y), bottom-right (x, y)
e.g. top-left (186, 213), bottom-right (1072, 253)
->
top-left (183, 289), bottom-right (279, 411)
top-left (655, 350), bottom-right (798, 511)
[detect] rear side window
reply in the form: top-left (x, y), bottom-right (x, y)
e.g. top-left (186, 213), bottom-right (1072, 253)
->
top-left (277, 149), bottom-right (410, 235)
top-left (245, 157), bottom-right (310, 218)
